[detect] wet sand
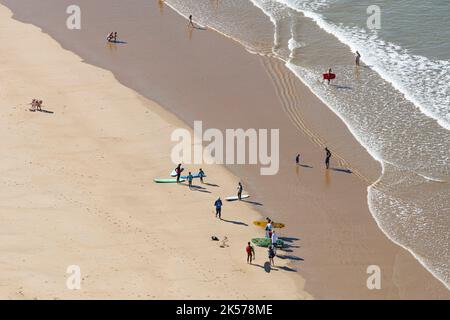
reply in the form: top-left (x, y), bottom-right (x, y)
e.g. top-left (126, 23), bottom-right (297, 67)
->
top-left (1, 0), bottom-right (448, 299)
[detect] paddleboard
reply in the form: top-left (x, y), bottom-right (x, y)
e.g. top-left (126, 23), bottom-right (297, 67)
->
top-left (323, 73), bottom-right (336, 80)
top-left (253, 221), bottom-right (285, 229)
top-left (251, 238), bottom-right (284, 248)
top-left (225, 195), bottom-right (250, 201)
top-left (154, 178), bottom-right (185, 183)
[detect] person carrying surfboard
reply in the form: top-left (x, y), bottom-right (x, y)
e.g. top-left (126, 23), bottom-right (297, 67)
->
top-left (175, 163), bottom-right (183, 183)
top-left (237, 182), bottom-right (243, 200)
top-left (214, 197), bottom-right (223, 219)
top-left (327, 68), bottom-right (333, 84)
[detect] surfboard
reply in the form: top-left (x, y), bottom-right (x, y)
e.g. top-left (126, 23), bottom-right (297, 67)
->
top-left (251, 238), bottom-right (284, 248)
top-left (323, 73), bottom-right (336, 80)
top-left (170, 168), bottom-right (185, 177)
top-left (225, 195), bottom-right (250, 201)
top-left (253, 221), bottom-right (285, 229)
top-left (180, 174), bottom-right (206, 179)
top-left (154, 178), bottom-right (185, 183)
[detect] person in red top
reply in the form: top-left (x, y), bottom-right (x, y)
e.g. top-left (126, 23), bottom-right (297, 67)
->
top-left (246, 242), bottom-right (255, 264)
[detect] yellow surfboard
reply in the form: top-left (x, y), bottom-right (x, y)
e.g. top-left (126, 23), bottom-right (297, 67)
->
top-left (253, 221), bottom-right (285, 229)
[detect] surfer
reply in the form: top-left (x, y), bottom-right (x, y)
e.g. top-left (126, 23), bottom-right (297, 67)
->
top-left (325, 147), bottom-right (332, 169)
top-left (188, 14), bottom-right (194, 28)
top-left (114, 32), bottom-right (118, 42)
top-left (214, 197), bottom-right (223, 219)
top-left (175, 163), bottom-right (183, 183)
top-left (198, 168), bottom-right (205, 184)
top-left (327, 68), bottom-right (333, 84)
top-left (246, 242), bottom-right (255, 264)
top-left (237, 182), bottom-right (243, 200)
top-left (355, 51), bottom-right (361, 66)
top-left (295, 154), bottom-right (300, 165)
top-left (187, 172), bottom-right (194, 189)
top-left (268, 245), bottom-right (276, 267)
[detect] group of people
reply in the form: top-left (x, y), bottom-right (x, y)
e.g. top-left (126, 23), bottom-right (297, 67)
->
top-left (324, 50), bottom-right (361, 85)
top-left (173, 163), bottom-right (205, 188)
top-left (29, 99), bottom-right (43, 112)
top-left (245, 217), bottom-right (277, 266)
top-left (106, 32), bottom-right (118, 43)
top-left (295, 147), bottom-right (332, 169)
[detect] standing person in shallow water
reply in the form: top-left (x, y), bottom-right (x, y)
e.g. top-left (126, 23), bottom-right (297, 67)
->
top-left (325, 147), bottom-right (332, 169)
top-left (355, 51), bottom-right (361, 66)
top-left (295, 154), bottom-right (300, 165)
top-left (327, 68), bottom-right (333, 85)
top-left (237, 182), bottom-right (243, 200)
top-left (188, 15), bottom-right (194, 27)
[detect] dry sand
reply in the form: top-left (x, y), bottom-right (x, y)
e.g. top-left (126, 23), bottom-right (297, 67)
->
top-left (0, 5), bottom-right (310, 299)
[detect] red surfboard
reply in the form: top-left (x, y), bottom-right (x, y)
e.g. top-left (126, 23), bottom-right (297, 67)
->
top-left (323, 73), bottom-right (336, 80)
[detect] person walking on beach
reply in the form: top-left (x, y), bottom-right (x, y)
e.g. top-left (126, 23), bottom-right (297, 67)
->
top-left (325, 147), bottom-right (332, 169)
top-left (271, 230), bottom-right (278, 252)
top-left (175, 163), bottom-right (183, 183)
top-left (268, 245), bottom-right (276, 267)
top-left (246, 242), bottom-right (255, 264)
top-left (188, 14), bottom-right (194, 27)
top-left (265, 219), bottom-right (273, 239)
top-left (295, 154), bottom-right (300, 165)
top-left (237, 182), bottom-right (243, 200)
top-left (114, 32), bottom-right (118, 42)
top-left (187, 172), bottom-right (194, 189)
top-left (355, 51), bottom-right (361, 66)
top-left (214, 197), bottom-right (223, 219)
top-left (198, 168), bottom-right (205, 184)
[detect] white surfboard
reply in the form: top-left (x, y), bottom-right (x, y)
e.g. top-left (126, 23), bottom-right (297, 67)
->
top-left (170, 168), bottom-right (184, 177)
top-left (225, 195), bottom-right (250, 201)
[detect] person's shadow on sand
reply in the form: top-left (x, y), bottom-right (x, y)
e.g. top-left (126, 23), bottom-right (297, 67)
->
top-left (220, 219), bottom-right (248, 227)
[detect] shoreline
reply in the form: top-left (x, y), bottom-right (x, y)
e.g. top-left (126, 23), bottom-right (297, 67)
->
top-left (1, 0), bottom-right (448, 299)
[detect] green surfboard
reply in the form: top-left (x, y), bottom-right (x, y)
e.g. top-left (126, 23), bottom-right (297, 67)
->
top-left (251, 238), bottom-right (284, 248)
top-left (154, 178), bottom-right (185, 183)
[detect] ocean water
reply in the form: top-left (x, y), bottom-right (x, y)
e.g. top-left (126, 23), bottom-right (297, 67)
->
top-left (164, 0), bottom-right (450, 288)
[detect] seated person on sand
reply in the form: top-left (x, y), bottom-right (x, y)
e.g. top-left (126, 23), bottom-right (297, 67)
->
top-left (106, 32), bottom-right (114, 42)
top-left (29, 99), bottom-right (37, 111)
top-left (36, 100), bottom-right (43, 111)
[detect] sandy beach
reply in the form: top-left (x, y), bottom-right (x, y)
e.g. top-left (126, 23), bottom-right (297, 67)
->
top-left (0, 5), bottom-right (310, 299)
top-left (0, 0), bottom-right (448, 300)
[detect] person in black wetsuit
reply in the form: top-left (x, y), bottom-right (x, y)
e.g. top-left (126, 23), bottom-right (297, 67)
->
top-left (325, 147), bottom-right (332, 169)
